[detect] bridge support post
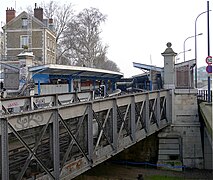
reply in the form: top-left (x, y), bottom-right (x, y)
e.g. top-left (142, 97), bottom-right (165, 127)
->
top-left (49, 124), bottom-right (53, 163)
top-left (53, 109), bottom-right (60, 179)
top-left (131, 96), bottom-right (136, 142)
top-left (87, 103), bottom-right (93, 164)
top-left (53, 94), bottom-right (60, 179)
top-left (0, 118), bottom-right (9, 180)
top-left (145, 93), bottom-right (150, 134)
top-left (112, 99), bottom-right (118, 152)
top-left (156, 91), bottom-right (160, 128)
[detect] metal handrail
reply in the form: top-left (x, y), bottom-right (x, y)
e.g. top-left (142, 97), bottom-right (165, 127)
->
top-left (197, 90), bottom-right (212, 102)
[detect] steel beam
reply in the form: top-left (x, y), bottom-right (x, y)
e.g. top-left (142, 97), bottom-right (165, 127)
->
top-left (1, 118), bottom-right (9, 180)
top-left (53, 109), bottom-right (60, 179)
top-left (131, 96), bottom-right (136, 142)
top-left (157, 91), bottom-right (161, 127)
top-left (112, 99), bottom-right (118, 152)
top-left (87, 103), bottom-right (93, 165)
top-left (145, 93), bottom-right (150, 134)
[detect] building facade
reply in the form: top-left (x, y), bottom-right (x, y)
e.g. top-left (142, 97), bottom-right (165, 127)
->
top-left (0, 31), bottom-right (4, 60)
top-left (2, 5), bottom-right (56, 65)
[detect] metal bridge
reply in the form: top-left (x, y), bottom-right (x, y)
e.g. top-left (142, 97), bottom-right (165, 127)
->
top-left (0, 89), bottom-right (171, 179)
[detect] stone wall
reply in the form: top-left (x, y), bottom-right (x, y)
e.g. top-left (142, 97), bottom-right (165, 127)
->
top-left (158, 89), bottom-right (204, 169)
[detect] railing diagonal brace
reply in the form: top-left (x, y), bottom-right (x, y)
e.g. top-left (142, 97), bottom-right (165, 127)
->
top-left (17, 113), bottom-right (54, 180)
top-left (59, 114), bottom-right (91, 164)
top-left (135, 101), bottom-right (145, 128)
top-left (59, 106), bottom-right (88, 170)
top-left (94, 108), bottom-right (111, 149)
top-left (8, 123), bottom-right (55, 179)
top-left (93, 111), bottom-right (114, 150)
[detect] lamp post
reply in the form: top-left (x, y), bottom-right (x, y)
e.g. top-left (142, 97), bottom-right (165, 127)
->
top-left (176, 49), bottom-right (191, 63)
top-left (195, 10), bottom-right (211, 88)
top-left (184, 33), bottom-right (202, 62)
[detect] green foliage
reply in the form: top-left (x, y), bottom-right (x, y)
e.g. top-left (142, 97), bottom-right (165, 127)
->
top-left (23, 45), bottom-right (28, 50)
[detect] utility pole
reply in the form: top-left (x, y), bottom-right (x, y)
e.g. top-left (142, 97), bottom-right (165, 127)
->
top-left (207, 1), bottom-right (211, 103)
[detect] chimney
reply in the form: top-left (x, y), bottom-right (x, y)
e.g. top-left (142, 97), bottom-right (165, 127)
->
top-left (49, 18), bottom-right (54, 31)
top-left (49, 18), bottom-right (53, 24)
top-left (34, 3), bottom-right (43, 22)
top-left (6, 7), bottom-right (16, 23)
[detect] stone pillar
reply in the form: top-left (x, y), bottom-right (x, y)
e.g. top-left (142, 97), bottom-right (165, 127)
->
top-left (161, 42), bottom-right (177, 89)
top-left (158, 43), bottom-right (204, 170)
top-left (17, 51), bottom-right (34, 80)
top-left (17, 52), bottom-right (34, 95)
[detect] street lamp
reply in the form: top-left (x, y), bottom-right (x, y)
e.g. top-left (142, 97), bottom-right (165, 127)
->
top-left (194, 10), bottom-right (211, 88)
top-left (176, 49), bottom-right (191, 63)
top-left (183, 33), bottom-right (202, 62)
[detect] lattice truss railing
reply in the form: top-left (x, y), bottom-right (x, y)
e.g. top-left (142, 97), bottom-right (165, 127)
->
top-left (0, 90), bottom-right (171, 180)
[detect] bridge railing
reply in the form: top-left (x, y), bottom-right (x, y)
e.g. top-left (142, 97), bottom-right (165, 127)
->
top-left (0, 89), bottom-right (171, 179)
top-left (0, 90), bottom-right (93, 115)
top-left (197, 90), bottom-right (212, 102)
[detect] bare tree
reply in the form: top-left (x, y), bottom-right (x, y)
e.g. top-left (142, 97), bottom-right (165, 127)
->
top-left (27, 2), bottom-right (120, 71)
top-left (103, 59), bottom-right (120, 72)
top-left (43, 1), bottom-right (58, 19)
top-left (94, 54), bottom-right (120, 72)
top-left (42, 1), bottom-right (74, 44)
top-left (62, 8), bottom-right (107, 67)
top-left (40, 1), bottom-right (74, 64)
top-left (26, 1), bottom-right (74, 64)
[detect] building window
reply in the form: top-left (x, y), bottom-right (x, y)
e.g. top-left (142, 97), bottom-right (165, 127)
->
top-left (20, 35), bottom-right (29, 48)
top-left (47, 37), bottom-right (50, 49)
top-left (50, 40), bottom-right (52, 50)
top-left (22, 18), bottom-right (28, 29)
top-left (52, 42), bottom-right (55, 52)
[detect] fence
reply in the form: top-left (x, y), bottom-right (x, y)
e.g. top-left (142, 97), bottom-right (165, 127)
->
top-left (197, 90), bottom-right (212, 102)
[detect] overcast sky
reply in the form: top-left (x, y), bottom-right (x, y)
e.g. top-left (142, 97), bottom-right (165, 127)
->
top-left (1, 0), bottom-right (212, 77)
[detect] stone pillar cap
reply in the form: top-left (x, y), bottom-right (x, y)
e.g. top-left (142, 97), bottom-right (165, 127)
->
top-left (17, 52), bottom-right (34, 59)
top-left (161, 42), bottom-right (177, 56)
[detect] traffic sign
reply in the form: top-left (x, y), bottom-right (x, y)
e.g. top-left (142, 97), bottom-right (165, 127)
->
top-left (206, 56), bottom-right (212, 64)
top-left (206, 65), bottom-right (212, 74)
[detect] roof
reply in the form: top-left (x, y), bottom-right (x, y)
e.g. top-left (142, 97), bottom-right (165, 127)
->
top-left (133, 59), bottom-right (196, 72)
top-left (3, 11), bottom-right (43, 29)
top-left (132, 73), bottom-right (149, 78)
top-left (175, 59), bottom-right (196, 68)
top-left (29, 64), bottom-right (123, 80)
top-left (17, 51), bottom-right (34, 57)
top-left (2, 11), bottom-right (55, 35)
top-left (133, 62), bottom-right (163, 72)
